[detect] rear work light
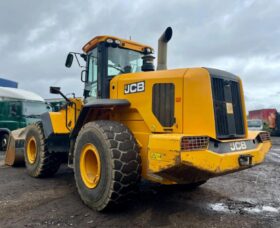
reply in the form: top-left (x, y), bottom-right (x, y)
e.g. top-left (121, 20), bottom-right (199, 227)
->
top-left (181, 136), bottom-right (209, 151)
top-left (114, 39), bottom-right (121, 45)
top-left (259, 132), bottom-right (271, 142)
top-left (106, 38), bottom-right (114, 43)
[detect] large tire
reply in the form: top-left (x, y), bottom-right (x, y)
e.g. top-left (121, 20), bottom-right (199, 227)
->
top-left (74, 120), bottom-right (141, 211)
top-left (24, 122), bottom-right (61, 177)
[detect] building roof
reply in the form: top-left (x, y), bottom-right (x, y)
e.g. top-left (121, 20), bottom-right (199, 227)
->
top-left (0, 78), bottom-right (18, 88)
top-left (82, 35), bottom-right (153, 53)
top-left (0, 87), bottom-right (44, 102)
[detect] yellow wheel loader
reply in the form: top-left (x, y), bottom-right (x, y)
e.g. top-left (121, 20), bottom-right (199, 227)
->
top-left (6, 27), bottom-right (271, 211)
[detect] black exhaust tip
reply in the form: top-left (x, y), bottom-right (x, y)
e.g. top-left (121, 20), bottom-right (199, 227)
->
top-left (163, 27), bottom-right (173, 42)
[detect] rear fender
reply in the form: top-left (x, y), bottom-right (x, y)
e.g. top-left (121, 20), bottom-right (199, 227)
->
top-left (67, 99), bottom-right (130, 166)
top-left (70, 99), bottom-right (130, 139)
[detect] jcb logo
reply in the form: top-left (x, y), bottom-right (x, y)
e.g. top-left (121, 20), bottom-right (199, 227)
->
top-left (124, 81), bottom-right (145, 94)
top-left (230, 141), bottom-right (247, 151)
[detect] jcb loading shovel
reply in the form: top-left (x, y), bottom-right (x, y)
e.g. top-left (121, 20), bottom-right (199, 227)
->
top-left (4, 27), bottom-right (272, 212)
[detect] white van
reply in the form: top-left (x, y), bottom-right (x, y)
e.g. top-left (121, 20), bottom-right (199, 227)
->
top-left (247, 119), bottom-right (264, 131)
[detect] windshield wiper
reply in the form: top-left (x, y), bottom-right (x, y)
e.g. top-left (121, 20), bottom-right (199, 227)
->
top-left (108, 64), bottom-right (124, 73)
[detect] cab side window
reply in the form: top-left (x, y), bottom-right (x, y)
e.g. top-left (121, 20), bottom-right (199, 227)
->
top-left (87, 48), bottom-right (98, 98)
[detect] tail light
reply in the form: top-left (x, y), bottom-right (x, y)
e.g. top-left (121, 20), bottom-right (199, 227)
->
top-left (181, 136), bottom-right (209, 151)
top-left (258, 132), bottom-right (271, 142)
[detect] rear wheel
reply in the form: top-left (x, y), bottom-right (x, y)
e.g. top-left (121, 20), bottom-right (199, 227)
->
top-left (24, 122), bottom-right (61, 177)
top-left (74, 120), bottom-right (141, 211)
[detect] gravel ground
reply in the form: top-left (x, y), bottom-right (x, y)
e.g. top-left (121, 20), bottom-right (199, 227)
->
top-left (0, 138), bottom-right (279, 228)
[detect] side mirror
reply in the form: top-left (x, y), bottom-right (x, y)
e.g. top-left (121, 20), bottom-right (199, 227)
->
top-left (49, 86), bottom-right (71, 103)
top-left (50, 86), bottom-right (61, 94)
top-left (65, 53), bottom-right (74, 68)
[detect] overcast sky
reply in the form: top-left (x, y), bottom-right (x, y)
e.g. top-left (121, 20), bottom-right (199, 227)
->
top-left (0, 0), bottom-right (279, 111)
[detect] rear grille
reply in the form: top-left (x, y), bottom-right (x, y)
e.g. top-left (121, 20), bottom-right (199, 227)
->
top-left (181, 136), bottom-right (209, 151)
top-left (211, 77), bottom-right (245, 139)
top-left (152, 83), bottom-right (175, 127)
top-left (212, 78), bottom-right (229, 136)
top-left (231, 81), bottom-right (244, 135)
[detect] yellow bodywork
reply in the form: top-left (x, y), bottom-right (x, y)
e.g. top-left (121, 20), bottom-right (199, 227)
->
top-left (110, 67), bottom-right (271, 183)
top-left (49, 98), bottom-right (83, 134)
top-left (147, 132), bottom-right (271, 184)
top-left (46, 65), bottom-right (271, 185)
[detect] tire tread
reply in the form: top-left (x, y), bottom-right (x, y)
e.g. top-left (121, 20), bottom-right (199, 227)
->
top-left (74, 120), bottom-right (141, 211)
top-left (25, 122), bottom-right (60, 178)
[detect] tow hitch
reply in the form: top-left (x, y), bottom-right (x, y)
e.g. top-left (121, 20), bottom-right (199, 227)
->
top-left (238, 155), bottom-right (253, 167)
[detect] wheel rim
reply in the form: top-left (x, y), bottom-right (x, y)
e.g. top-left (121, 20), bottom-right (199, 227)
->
top-left (27, 137), bottom-right (37, 164)
top-left (80, 143), bottom-right (101, 189)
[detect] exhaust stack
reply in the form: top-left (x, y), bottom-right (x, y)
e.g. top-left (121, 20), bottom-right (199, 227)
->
top-left (157, 27), bottom-right (173, 70)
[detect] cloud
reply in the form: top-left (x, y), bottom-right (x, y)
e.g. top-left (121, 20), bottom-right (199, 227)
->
top-left (0, 0), bottom-right (279, 111)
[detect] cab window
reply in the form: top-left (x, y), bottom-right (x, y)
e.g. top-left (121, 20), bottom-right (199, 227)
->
top-left (107, 47), bottom-right (143, 77)
top-left (87, 48), bottom-right (98, 98)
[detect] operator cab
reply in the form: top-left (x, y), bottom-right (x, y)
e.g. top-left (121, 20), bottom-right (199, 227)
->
top-left (65, 36), bottom-right (154, 100)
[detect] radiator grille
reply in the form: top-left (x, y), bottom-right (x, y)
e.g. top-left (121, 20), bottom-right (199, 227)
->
top-left (212, 78), bottom-right (229, 136)
top-left (211, 77), bottom-right (245, 139)
top-left (231, 81), bottom-right (244, 135)
top-left (152, 83), bottom-right (175, 127)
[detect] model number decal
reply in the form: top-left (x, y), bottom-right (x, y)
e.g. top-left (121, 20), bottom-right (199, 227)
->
top-left (151, 152), bottom-right (163, 160)
top-left (229, 141), bottom-right (247, 151)
top-left (124, 81), bottom-right (145, 94)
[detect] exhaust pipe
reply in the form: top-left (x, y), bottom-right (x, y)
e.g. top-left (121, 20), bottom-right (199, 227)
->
top-left (157, 27), bottom-right (173, 70)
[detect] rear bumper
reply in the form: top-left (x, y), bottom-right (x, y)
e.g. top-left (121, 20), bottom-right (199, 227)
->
top-left (147, 133), bottom-right (271, 184)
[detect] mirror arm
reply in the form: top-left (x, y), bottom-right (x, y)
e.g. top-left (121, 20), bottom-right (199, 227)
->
top-left (60, 92), bottom-right (71, 103)
top-left (69, 52), bottom-right (87, 68)
top-left (50, 86), bottom-right (71, 103)
top-left (74, 53), bottom-right (82, 68)
top-left (55, 90), bottom-right (71, 103)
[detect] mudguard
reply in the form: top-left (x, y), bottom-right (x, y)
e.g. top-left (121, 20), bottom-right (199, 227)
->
top-left (70, 99), bottom-right (130, 138)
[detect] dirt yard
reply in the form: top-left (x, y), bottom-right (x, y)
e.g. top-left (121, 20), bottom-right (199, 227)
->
top-left (0, 138), bottom-right (279, 228)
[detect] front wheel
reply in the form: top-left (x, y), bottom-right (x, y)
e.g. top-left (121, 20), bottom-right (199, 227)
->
top-left (74, 121), bottom-right (141, 211)
top-left (24, 122), bottom-right (61, 177)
